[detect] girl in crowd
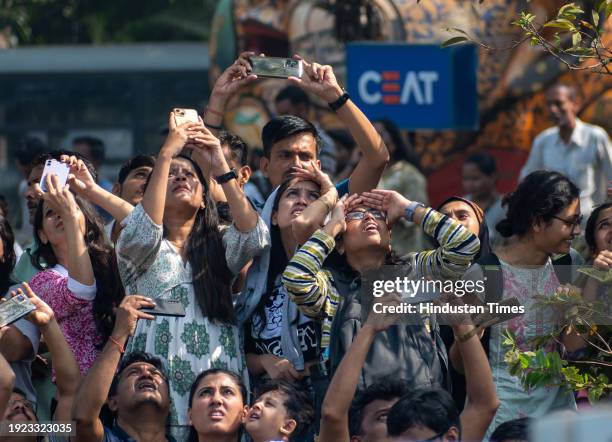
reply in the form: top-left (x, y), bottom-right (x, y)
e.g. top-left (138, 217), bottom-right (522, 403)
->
top-left (29, 174), bottom-right (123, 374)
top-left (111, 113), bottom-right (269, 428)
top-left (374, 119), bottom-right (429, 255)
top-left (462, 152), bottom-right (505, 247)
top-left (452, 170), bottom-right (585, 436)
top-left (282, 188), bottom-right (480, 388)
top-left (187, 369), bottom-right (249, 442)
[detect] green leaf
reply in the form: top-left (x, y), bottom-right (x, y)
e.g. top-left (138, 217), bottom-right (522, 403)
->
top-left (530, 37), bottom-right (539, 46)
top-left (592, 10), bottom-right (600, 26)
top-left (544, 19), bottom-right (575, 30)
top-left (441, 36), bottom-right (469, 48)
top-left (572, 32), bottom-right (582, 46)
top-left (536, 350), bottom-right (548, 368)
top-left (519, 354), bottom-right (531, 369)
top-left (445, 27), bottom-right (470, 37)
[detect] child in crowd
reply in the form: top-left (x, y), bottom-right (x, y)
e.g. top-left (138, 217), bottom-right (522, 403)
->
top-left (29, 172), bottom-right (123, 374)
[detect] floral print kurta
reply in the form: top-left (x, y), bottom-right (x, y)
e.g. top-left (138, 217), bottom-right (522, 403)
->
top-left (116, 204), bottom-right (269, 426)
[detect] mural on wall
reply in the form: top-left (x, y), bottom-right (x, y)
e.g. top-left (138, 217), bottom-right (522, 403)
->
top-left (209, 0), bottom-right (611, 204)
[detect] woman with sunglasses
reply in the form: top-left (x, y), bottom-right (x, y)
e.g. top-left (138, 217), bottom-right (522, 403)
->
top-left (282, 188), bottom-right (480, 389)
top-left (450, 170), bottom-right (584, 437)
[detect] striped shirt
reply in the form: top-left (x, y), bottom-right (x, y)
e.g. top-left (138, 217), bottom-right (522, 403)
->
top-left (282, 207), bottom-right (480, 351)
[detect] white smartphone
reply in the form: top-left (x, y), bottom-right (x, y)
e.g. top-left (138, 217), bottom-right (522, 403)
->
top-left (39, 159), bottom-right (70, 192)
top-left (173, 108), bottom-right (199, 126)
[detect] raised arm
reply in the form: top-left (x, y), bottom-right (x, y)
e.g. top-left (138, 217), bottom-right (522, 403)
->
top-left (190, 122), bottom-right (258, 232)
top-left (62, 155), bottom-right (134, 223)
top-left (362, 189), bottom-right (479, 279)
top-left (0, 332), bottom-right (15, 418)
top-left (282, 197), bottom-right (346, 319)
top-left (288, 56), bottom-right (389, 194)
top-left (203, 51), bottom-right (258, 135)
top-left (290, 162), bottom-right (338, 244)
top-left (454, 320), bottom-right (500, 442)
top-left (319, 295), bottom-right (399, 442)
top-left (73, 295), bottom-right (155, 442)
top-left (18, 283), bottom-right (80, 420)
top-left (42, 174), bottom-right (94, 286)
top-left (143, 112), bottom-right (202, 225)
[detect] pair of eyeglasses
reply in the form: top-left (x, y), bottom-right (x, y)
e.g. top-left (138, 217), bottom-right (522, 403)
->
top-left (552, 214), bottom-right (583, 230)
top-left (345, 209), bottom-right (386, 221)
top-left (8, 398), bottom-right (36, 412)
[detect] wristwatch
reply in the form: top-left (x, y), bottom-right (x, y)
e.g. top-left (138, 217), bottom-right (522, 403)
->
top-left (215, 169), bottom-right (238, 184)
top-left (328, 91), bottom-right (350, 111)
top-left (404, 201), bottom-right (425, 222)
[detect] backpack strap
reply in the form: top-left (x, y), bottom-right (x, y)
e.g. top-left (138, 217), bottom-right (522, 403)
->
top-left (475, 253), bottom-right (502, 358)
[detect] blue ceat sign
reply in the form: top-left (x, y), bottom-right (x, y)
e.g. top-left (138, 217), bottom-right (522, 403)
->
top-left (346, 43), bottom-right (479, 130)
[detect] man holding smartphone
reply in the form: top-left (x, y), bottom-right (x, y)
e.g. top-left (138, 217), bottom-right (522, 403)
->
top-left (203, 52), bottom-right (389, 197)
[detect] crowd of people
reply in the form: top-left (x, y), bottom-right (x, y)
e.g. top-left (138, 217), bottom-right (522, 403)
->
top-left (0, 52), bottom-right (611, 442)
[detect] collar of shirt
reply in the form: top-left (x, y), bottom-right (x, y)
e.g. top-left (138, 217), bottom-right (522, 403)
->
top-left (105, 424), bottom-right (176, 442)
top-left (557, 118), bottom-right (586, 148)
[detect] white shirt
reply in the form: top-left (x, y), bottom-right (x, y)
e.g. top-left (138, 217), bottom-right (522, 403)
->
top-left (520, 119), bottom-right (612, 216)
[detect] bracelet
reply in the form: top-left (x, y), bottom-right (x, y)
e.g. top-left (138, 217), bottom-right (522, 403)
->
top-left (328, 92), bottom-right (350, 111)
top-left (108, 336), bottom-right (125, 354)
top-left (455, 326), bottom-right (480, 343)
top-left (206, 106), bottom-right (224, 117)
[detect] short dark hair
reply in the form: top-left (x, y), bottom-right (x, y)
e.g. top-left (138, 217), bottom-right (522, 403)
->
top-left (490, 417), bottom-right (530, 442)
top-left (73, 136), bottom-right (105, 164)
top-left (15, 137), bottom-right (48, 167)
top-left (496, 170), bottom-right (580, 238)
top-left (253, 380), bottom-right (314, 441)
top-left (218, 131), bottom-right (248, 167)
top-left (261, 115), bottom-right (320, 158)
top-left (585, 202), bottom-right (612, 255)
top-left (28, 150), bottom-right (98, 182)
top-left (117, 155), bottom-right (156, 185)
top-left (275, 85), bottom-right (310, 108)
top-left (349, 377), bottom-right (412, 436)
top-left (109, 352), bottom-right (168, 397)
top-left (465, 152), bottom-right (497, 176)
top-left (387, 388), bottom-right (460, 438)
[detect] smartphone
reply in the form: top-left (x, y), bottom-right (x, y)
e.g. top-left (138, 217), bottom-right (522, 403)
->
top-left (0, 293), bottom-right (36, 328)
top-left (173, 108), bottom-right (199, 126)
top-left (250, 56), bottom-right (303, 79)
top-left (39, 159), bottom-right (70, 192)
top-left (140, 299), bottom-right (186, 317)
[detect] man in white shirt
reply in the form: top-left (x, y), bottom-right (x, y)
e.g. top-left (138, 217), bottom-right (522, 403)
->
top-left (520, 84), bottom-right (612, 218)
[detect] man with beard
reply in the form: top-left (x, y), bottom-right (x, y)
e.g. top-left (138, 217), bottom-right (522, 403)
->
top-left (73, 295), bottom-right (175, 442)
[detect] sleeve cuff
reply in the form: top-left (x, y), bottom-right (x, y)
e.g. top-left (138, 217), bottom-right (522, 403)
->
top-left (313, 229), bottom-right (336, 250)
top-left (67, 277), bottom-right (97, 300)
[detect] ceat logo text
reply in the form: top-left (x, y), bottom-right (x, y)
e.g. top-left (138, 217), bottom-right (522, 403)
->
top-left (358, 70), bottom-right (439, 105)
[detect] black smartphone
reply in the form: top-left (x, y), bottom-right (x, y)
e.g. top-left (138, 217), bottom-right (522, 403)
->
top-left (141, 299), bottom-right (186, 317)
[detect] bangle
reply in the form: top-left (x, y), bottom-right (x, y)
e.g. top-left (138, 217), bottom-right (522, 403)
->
top-left (328, 92), bottom-right (350, 111)
top-left (108, 336), bottom-right (125, 354)
top-left (204, 121), bottom-right (223, 130)
top-left (206, 106), bottom-right (224, 117)
top-left (455, 326), bottom-right (480, 343)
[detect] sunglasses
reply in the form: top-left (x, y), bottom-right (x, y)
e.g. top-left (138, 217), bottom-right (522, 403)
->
top-left (345, 209), bottom-right (386, 221)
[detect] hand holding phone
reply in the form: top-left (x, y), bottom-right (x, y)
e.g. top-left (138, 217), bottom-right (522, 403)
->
top-left (39, 159), bottom-right (70, 192)
top-left (140, 299), bottom-right (186, 317)
top-left (0, 293), bottom-right (36, 328)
